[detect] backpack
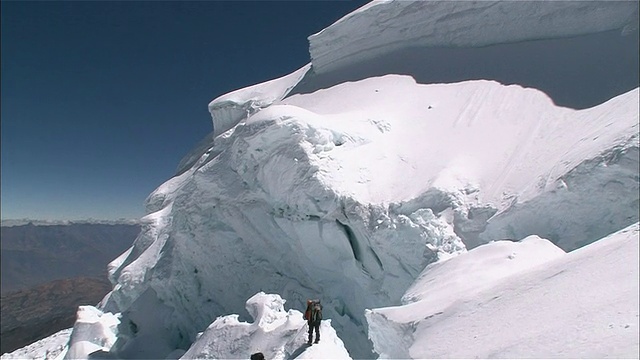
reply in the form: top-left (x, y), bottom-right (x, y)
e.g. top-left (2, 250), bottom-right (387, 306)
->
top-left (311, 301), bottom-right (322, 322)
top-left (305, 299), bottom-right (322, 323)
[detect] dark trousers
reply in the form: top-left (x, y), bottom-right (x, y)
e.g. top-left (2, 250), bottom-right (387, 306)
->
top-left (308, 322), bottom-right (320, 343)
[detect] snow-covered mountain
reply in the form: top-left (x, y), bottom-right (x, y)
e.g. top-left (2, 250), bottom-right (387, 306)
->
top-left (4, 1), bottom-right (637, 359)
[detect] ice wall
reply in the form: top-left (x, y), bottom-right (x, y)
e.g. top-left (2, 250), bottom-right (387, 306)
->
top-left (309, 1), bottom-right (637, 74)
top-left (297, 1), bottom-right (639, 109)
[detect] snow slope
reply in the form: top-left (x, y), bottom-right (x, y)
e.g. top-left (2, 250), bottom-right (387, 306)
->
top-left (367, 222), bottom-right (640, 358)
top-left (15, 1), bottom-right (638, 359)
top-left (281, 76), bottom-right (639, 251)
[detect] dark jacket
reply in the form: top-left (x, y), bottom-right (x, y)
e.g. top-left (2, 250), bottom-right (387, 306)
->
top-left (305, 302), bottom-right (323, 325)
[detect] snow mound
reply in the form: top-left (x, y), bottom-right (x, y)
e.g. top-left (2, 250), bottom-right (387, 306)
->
top-left (367, 223), bottom-right (640, 358)
top-left (365, 235), bottom-right (565, 358)
top-left (309, 1), bottom-right (638, 74)
top-left (181, 292), bottom-right (350, 360)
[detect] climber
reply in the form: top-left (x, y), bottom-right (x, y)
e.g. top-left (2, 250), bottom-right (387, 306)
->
top-left (304, 299), bottom-right (323, 344)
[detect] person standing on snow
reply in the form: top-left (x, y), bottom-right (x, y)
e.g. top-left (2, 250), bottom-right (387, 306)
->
top-left (304, 299), bottom-right (323, 344)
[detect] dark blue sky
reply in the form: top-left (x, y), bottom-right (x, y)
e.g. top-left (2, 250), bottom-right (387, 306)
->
top-left (1, 0), bottom-right (368, 220)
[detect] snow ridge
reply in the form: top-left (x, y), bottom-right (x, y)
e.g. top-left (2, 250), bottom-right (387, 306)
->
top-left (365, 235), bottom-right (566, 358)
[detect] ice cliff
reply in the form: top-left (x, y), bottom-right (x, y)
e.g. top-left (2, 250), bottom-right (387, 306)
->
top-left (308, 1), bottom-right (638, 74)
top-left (53, 1), bottom-right (638, 359)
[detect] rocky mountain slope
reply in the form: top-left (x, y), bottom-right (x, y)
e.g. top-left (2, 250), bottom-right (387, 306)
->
top-left (1, 223), bottom-right (139, 294)
top-left (1, 277), bottom-right (111, 354)
top-left (0, 223), bottom-right (138, 354)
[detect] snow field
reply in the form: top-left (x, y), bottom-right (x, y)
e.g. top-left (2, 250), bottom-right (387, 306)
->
top-left (366, 222), bottom-right (640, 358)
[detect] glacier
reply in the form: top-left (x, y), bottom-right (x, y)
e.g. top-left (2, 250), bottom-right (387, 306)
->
top-left (6, 1), bottom-right (638, 359)
top-left (97, 78), bottom-right (637, 358)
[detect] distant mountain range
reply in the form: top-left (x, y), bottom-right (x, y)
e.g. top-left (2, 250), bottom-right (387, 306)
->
top-left (1, 218), bottom-right (139, 227)
top-left (1, 222), bottom-right (139, 294)
top-left (0, 222), bottom-right (139, 354)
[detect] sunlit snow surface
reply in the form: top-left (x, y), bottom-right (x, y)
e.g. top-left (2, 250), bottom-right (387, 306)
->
top-left (367, 222), bottom-right (640, 358)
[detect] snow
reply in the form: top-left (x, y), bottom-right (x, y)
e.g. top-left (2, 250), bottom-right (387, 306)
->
top-left (61, 306), bottom-right (119, 360)
top-left (281, 76), bottom-right (637, 206)
top-left (181, 292), bottom-right (350, 360)
top-left (208, 64), bottom-right (310, 137)
top-left (9, 0), bottom-right (639, 359)
top-left (367, 222), bottom-right (640, 358)
top-left (309, 1), bottom-right (638, 74)
top-left (280, 76), bottom-right (639, 251)
top-left (0, 328), bottom-right (71, 360)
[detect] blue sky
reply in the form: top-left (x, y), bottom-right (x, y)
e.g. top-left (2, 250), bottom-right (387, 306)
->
top-left (1, 1), bottom-right (368, 221)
